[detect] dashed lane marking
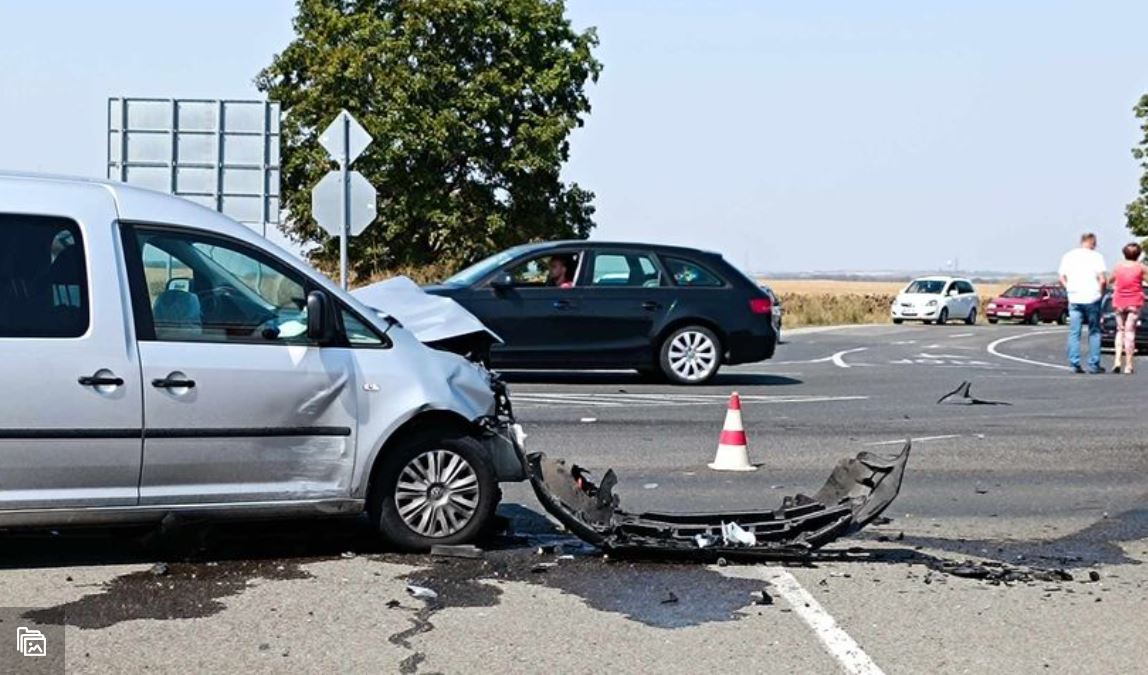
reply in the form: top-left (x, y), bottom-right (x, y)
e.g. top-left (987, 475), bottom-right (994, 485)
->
top-left (511, 392), bottom-right (869, 408)
top-left (864, 434), bottom-right (966, 446)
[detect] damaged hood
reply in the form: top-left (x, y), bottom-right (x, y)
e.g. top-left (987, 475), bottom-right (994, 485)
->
top-left (529, 442), bottom-right (912, 561)
top-left (351, 276), bottom-right (501, 345)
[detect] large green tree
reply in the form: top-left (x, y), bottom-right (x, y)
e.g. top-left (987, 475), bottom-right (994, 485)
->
top-left (257, 0), bottom-right (601, 279)
top-left (1127, 93), bottom-right (1148, 247)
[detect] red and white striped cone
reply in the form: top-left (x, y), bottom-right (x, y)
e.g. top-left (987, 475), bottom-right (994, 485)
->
top-left (708, 392), bottom-right (757, 471)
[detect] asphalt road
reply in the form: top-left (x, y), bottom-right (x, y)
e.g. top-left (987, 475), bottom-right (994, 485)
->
top-left (2, 323), bottom-right (1146, 674)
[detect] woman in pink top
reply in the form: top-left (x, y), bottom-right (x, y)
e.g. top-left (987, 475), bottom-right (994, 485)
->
top-left (1111, 243), bottom-right (1145, 374)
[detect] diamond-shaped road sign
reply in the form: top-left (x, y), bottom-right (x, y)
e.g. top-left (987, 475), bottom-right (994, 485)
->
top-left (319, 110), bottom-right (372, 165)
top-left (311, 171), bottom-right (378, 237)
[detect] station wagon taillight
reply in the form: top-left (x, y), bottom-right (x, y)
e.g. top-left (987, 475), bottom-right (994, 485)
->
top-left (749, 297), bottom-right (773, 314)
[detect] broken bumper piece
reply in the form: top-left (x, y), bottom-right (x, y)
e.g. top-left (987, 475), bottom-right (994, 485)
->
top-left (528, 442), bottom-right (911, 561)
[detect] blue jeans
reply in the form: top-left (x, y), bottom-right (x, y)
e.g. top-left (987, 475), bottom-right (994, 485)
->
top-left (1067, 301), bottom-right (1102, 370)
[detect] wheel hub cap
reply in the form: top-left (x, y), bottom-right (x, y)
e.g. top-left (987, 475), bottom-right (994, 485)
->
top-left (394, 449), bottom-right (480, 538)
top-left (668, 331), bottom-right (717, 381)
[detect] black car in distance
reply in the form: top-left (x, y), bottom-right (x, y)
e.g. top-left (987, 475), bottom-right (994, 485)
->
top-left (425, 242), bottom-right (779, 384)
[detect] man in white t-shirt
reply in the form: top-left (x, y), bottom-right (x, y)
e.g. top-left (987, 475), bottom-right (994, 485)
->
top-left (1058, 232), bottom-right (1107, 373)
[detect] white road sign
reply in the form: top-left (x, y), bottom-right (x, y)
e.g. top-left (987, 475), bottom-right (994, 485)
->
top-left (311, 171), bottom-right (378, 238)
top-left (319, 110), bottom-right (372, 165)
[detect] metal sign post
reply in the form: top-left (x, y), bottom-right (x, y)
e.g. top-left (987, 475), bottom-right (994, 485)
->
top-left (312, 110), bottom-right (377, 288)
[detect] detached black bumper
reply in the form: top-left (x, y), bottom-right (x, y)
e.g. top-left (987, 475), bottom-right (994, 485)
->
top-left (528, 442), bottom-right (911, 561)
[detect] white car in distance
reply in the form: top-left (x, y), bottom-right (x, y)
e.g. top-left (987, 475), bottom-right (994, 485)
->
top-left (891, 276), bottom-right (979, 325)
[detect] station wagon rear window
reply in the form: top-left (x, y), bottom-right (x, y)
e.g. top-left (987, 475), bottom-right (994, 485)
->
top-left (663, 256), bottom-right (723, 287)
top-left (0, 214), bottom-right (89, 338)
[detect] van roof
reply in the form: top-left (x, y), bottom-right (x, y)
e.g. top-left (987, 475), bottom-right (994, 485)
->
top-left (0, 170), bottom-right (257, 243)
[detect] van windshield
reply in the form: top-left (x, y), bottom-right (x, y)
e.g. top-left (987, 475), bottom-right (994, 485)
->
top-left (905, 280), bottom-right (946, 294)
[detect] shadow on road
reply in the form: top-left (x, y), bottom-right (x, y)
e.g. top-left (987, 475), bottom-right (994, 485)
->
top-left (501, 371), bottom-right (801, 386)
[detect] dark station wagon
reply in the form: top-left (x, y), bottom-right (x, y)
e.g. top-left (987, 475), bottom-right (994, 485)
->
top-left (425, 242), bottom-right (780, 384)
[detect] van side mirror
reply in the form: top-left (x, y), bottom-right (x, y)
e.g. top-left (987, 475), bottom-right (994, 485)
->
top-left (306, 291), bottom-right (336, 342)
top-left (490, 272), bottom-right (514, 291)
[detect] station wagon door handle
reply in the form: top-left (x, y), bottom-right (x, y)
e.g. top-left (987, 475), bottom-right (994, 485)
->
top-left (553, 299), bottom-right (573, 310)
top-left (641, 301), bottom-right (662, 311)
top-left (78, 374), bottom-right (125, 388)
top-left (152, 377), bottom-right (196, 389)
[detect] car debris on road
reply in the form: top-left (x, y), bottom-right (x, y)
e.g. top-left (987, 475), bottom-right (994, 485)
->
top-left (936, 381), bottom-right (1010, 406)
top-left (526, 442), bottom-right (911, 561)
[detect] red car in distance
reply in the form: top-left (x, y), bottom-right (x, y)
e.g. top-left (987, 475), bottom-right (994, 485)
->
top-left (985, 283), bottom-right (1069, 325)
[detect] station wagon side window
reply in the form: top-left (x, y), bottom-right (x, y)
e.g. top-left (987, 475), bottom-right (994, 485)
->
top-left (502, 252), bottom-right (581, 288)
top-left (0, 214), bottom-right (89, 338)
top-left (662, 256), bottom-right (724, 287)
top-left (127, 227), bottom-right (316, 345)
top-left (588, 252), bottom-right (665, 287)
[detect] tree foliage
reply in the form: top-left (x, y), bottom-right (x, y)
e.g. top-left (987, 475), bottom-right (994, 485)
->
top-left (257, 0), bottom-right (601, 278)
top-left (1127, 93), bottom-right (1148, 248)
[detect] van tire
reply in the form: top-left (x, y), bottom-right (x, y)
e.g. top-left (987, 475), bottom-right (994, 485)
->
top-left (369, 431), bottom-right (498, 552)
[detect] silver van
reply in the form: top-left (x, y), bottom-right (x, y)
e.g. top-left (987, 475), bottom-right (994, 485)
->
top-left (0, 172), bottom-right (526, 550)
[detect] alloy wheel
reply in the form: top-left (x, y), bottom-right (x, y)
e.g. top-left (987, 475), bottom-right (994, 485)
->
top-left (667, 330), bottom-right (718, 382)
top-left (393, 449), bottom-right (480, 538)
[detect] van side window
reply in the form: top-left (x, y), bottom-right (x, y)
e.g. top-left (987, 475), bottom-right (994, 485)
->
top-left (131, 228), bottom-right (313, 344)
top-left (0, 214), bottom-right (89, 338)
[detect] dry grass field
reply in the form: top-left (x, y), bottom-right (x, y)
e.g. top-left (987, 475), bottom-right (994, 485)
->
top-left (763, 278), bottom-right (1017, 328)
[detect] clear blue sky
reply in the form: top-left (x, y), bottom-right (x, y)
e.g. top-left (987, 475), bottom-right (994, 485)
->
top-left (2, 1), bottom-right (1146, 274)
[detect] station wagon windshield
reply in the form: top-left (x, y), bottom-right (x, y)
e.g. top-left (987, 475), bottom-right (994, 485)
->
top-left (905, 280), bottom-right (946, 294)
top-left (443, 247), bottom-right (530, 286)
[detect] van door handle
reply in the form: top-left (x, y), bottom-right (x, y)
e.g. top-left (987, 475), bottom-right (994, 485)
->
top-left (152, 377), bottom-right (196, 389)
top-left (641, 301), bottom-right (661, 311)
top-left (78, 374), bottom-right (125, 387)
top-left (553, 299), bottom-right (573, 310)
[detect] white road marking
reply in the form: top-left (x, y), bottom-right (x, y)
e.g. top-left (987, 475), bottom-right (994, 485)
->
top-left (946, 332), bottom-right (975, 338)
top-left (986, 330), bottom-right (1071, 371)
top-left (511, 392), bottom-right (868, 408)
top-left (759, 568), bottom-right (886, 675)
top-left (831, 347), bottom-right (867, 368)
top-left (864, 434), bottom-right (961, 446)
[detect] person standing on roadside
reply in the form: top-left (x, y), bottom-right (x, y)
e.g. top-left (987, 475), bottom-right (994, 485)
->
top-left (1111, 243), bottom-right (1145, 375)
top-left (1058, 232), bottom-right (1107, 373)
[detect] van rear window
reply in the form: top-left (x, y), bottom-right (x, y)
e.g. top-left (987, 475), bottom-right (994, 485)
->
top-left (0, 214), bottom-right (89, 338)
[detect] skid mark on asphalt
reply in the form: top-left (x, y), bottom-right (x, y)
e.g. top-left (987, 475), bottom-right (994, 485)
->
top-left (511, 393), bottom-right (868, 408)
top-left (720, 566), bottom-right (885, 675)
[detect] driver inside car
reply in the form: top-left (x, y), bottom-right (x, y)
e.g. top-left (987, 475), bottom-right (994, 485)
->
top-left (547, 255), bottom-right (575, 288)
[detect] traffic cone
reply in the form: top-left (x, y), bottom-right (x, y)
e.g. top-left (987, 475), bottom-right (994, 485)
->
top-left (708, 392), bottom-right (757, 471)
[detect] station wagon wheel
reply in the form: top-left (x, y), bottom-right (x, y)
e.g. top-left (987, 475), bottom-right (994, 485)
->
top-left (660, 325), bottom-right (721, 385)
top-left (1057, 310), bottom-right (1068, 325)
top-left (371, 431), bottom-right (497, 551)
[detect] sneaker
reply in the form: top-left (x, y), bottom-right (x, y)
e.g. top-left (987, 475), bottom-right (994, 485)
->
top-left (1072, 365), bottom-right (1085, 374)
top-left (1088, 367), bottom-right (1104, 375)
top-left (1112, 365), bottom-right (1123, 374)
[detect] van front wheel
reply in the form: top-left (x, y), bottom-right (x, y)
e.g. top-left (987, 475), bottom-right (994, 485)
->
top-left (370, 431), bottom-right (498, 551)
